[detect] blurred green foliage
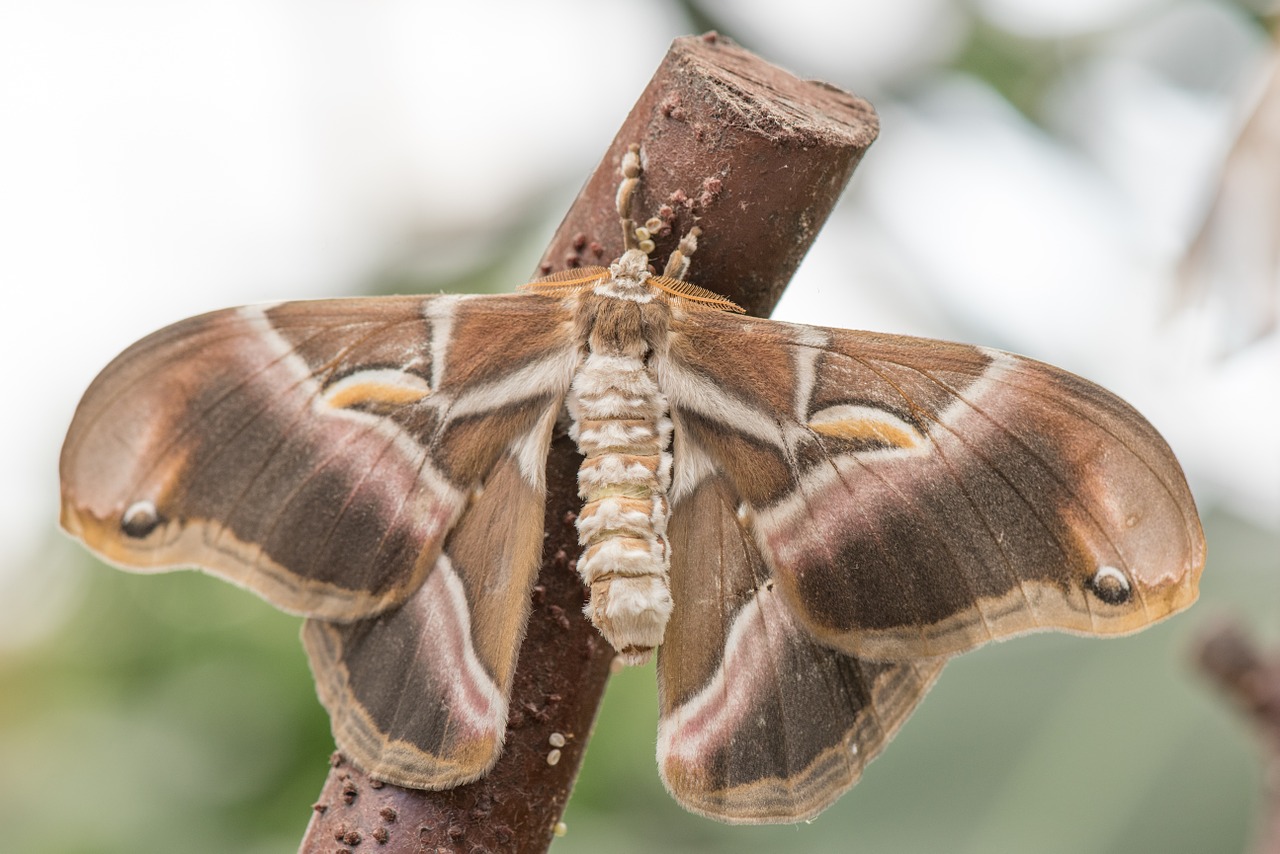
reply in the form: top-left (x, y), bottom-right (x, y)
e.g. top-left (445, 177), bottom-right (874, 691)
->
top-left (0, 536), bottom-right (330, 852)
top-left (563, 512), bottom-right (1275, 853)
top-left (1, 511), bottom-right (1273, 852)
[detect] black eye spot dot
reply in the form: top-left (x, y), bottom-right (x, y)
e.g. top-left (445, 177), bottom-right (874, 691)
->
top-left (1088, 565), bottom-right (1131, 605)
top-left (121, 500), bottom-right (162, 539)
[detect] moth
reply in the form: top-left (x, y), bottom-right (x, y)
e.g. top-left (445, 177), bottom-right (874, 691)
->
top-left (60, 145), bottom-right (1205, 824)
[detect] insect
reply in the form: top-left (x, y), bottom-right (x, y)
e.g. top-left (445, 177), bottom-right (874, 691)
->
top-left (60, 144), bottom-right (1204, 823)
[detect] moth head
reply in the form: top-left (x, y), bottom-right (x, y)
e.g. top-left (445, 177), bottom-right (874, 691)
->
top-left (609, 249), bottom-right (653, 285)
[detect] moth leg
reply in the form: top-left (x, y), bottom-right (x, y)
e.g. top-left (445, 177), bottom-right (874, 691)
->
top-left (616, 143), bottom-right (643, 251)
top-left (661, 225), bottom-right (699, 281)
top-left (614, 141), bottom-right (701, 280)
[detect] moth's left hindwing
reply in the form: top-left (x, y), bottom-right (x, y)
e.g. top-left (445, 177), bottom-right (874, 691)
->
top-left (303, 448), bottom-right (549, 786)
top-left (59, 293), bottom-right (578, 785)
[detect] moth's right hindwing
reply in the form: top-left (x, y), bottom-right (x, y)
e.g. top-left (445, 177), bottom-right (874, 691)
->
top-left (658, 469), bottom-right (945, 823)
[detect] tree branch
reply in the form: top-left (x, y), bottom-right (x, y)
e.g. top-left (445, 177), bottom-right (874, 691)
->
top-left (299, 32), bottom-right (878, 853)
top-left (1196, 620), bottom-right (1280, 854)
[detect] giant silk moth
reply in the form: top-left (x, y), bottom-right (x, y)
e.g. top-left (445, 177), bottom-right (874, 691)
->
top-left (60, 145), bottom-right (1204, 823)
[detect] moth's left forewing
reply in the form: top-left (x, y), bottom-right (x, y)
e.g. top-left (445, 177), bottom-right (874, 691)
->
top-left (659, 311), bottom-right (1205, 661)
top-left (59, 294), bottom-right (578, 621)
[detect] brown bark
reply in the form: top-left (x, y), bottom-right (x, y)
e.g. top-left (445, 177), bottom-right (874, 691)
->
top-left (1196, 621), bottom-right (1280, 854)
top-left (299, 32), bottom-right (878, 854)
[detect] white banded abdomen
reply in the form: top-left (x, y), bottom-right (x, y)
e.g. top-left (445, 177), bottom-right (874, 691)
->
top-left (569, 350), bottom-right (673, 664)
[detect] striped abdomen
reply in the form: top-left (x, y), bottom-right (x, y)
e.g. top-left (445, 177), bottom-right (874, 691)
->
top-left (569, 330), bottom-right (674, 665)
